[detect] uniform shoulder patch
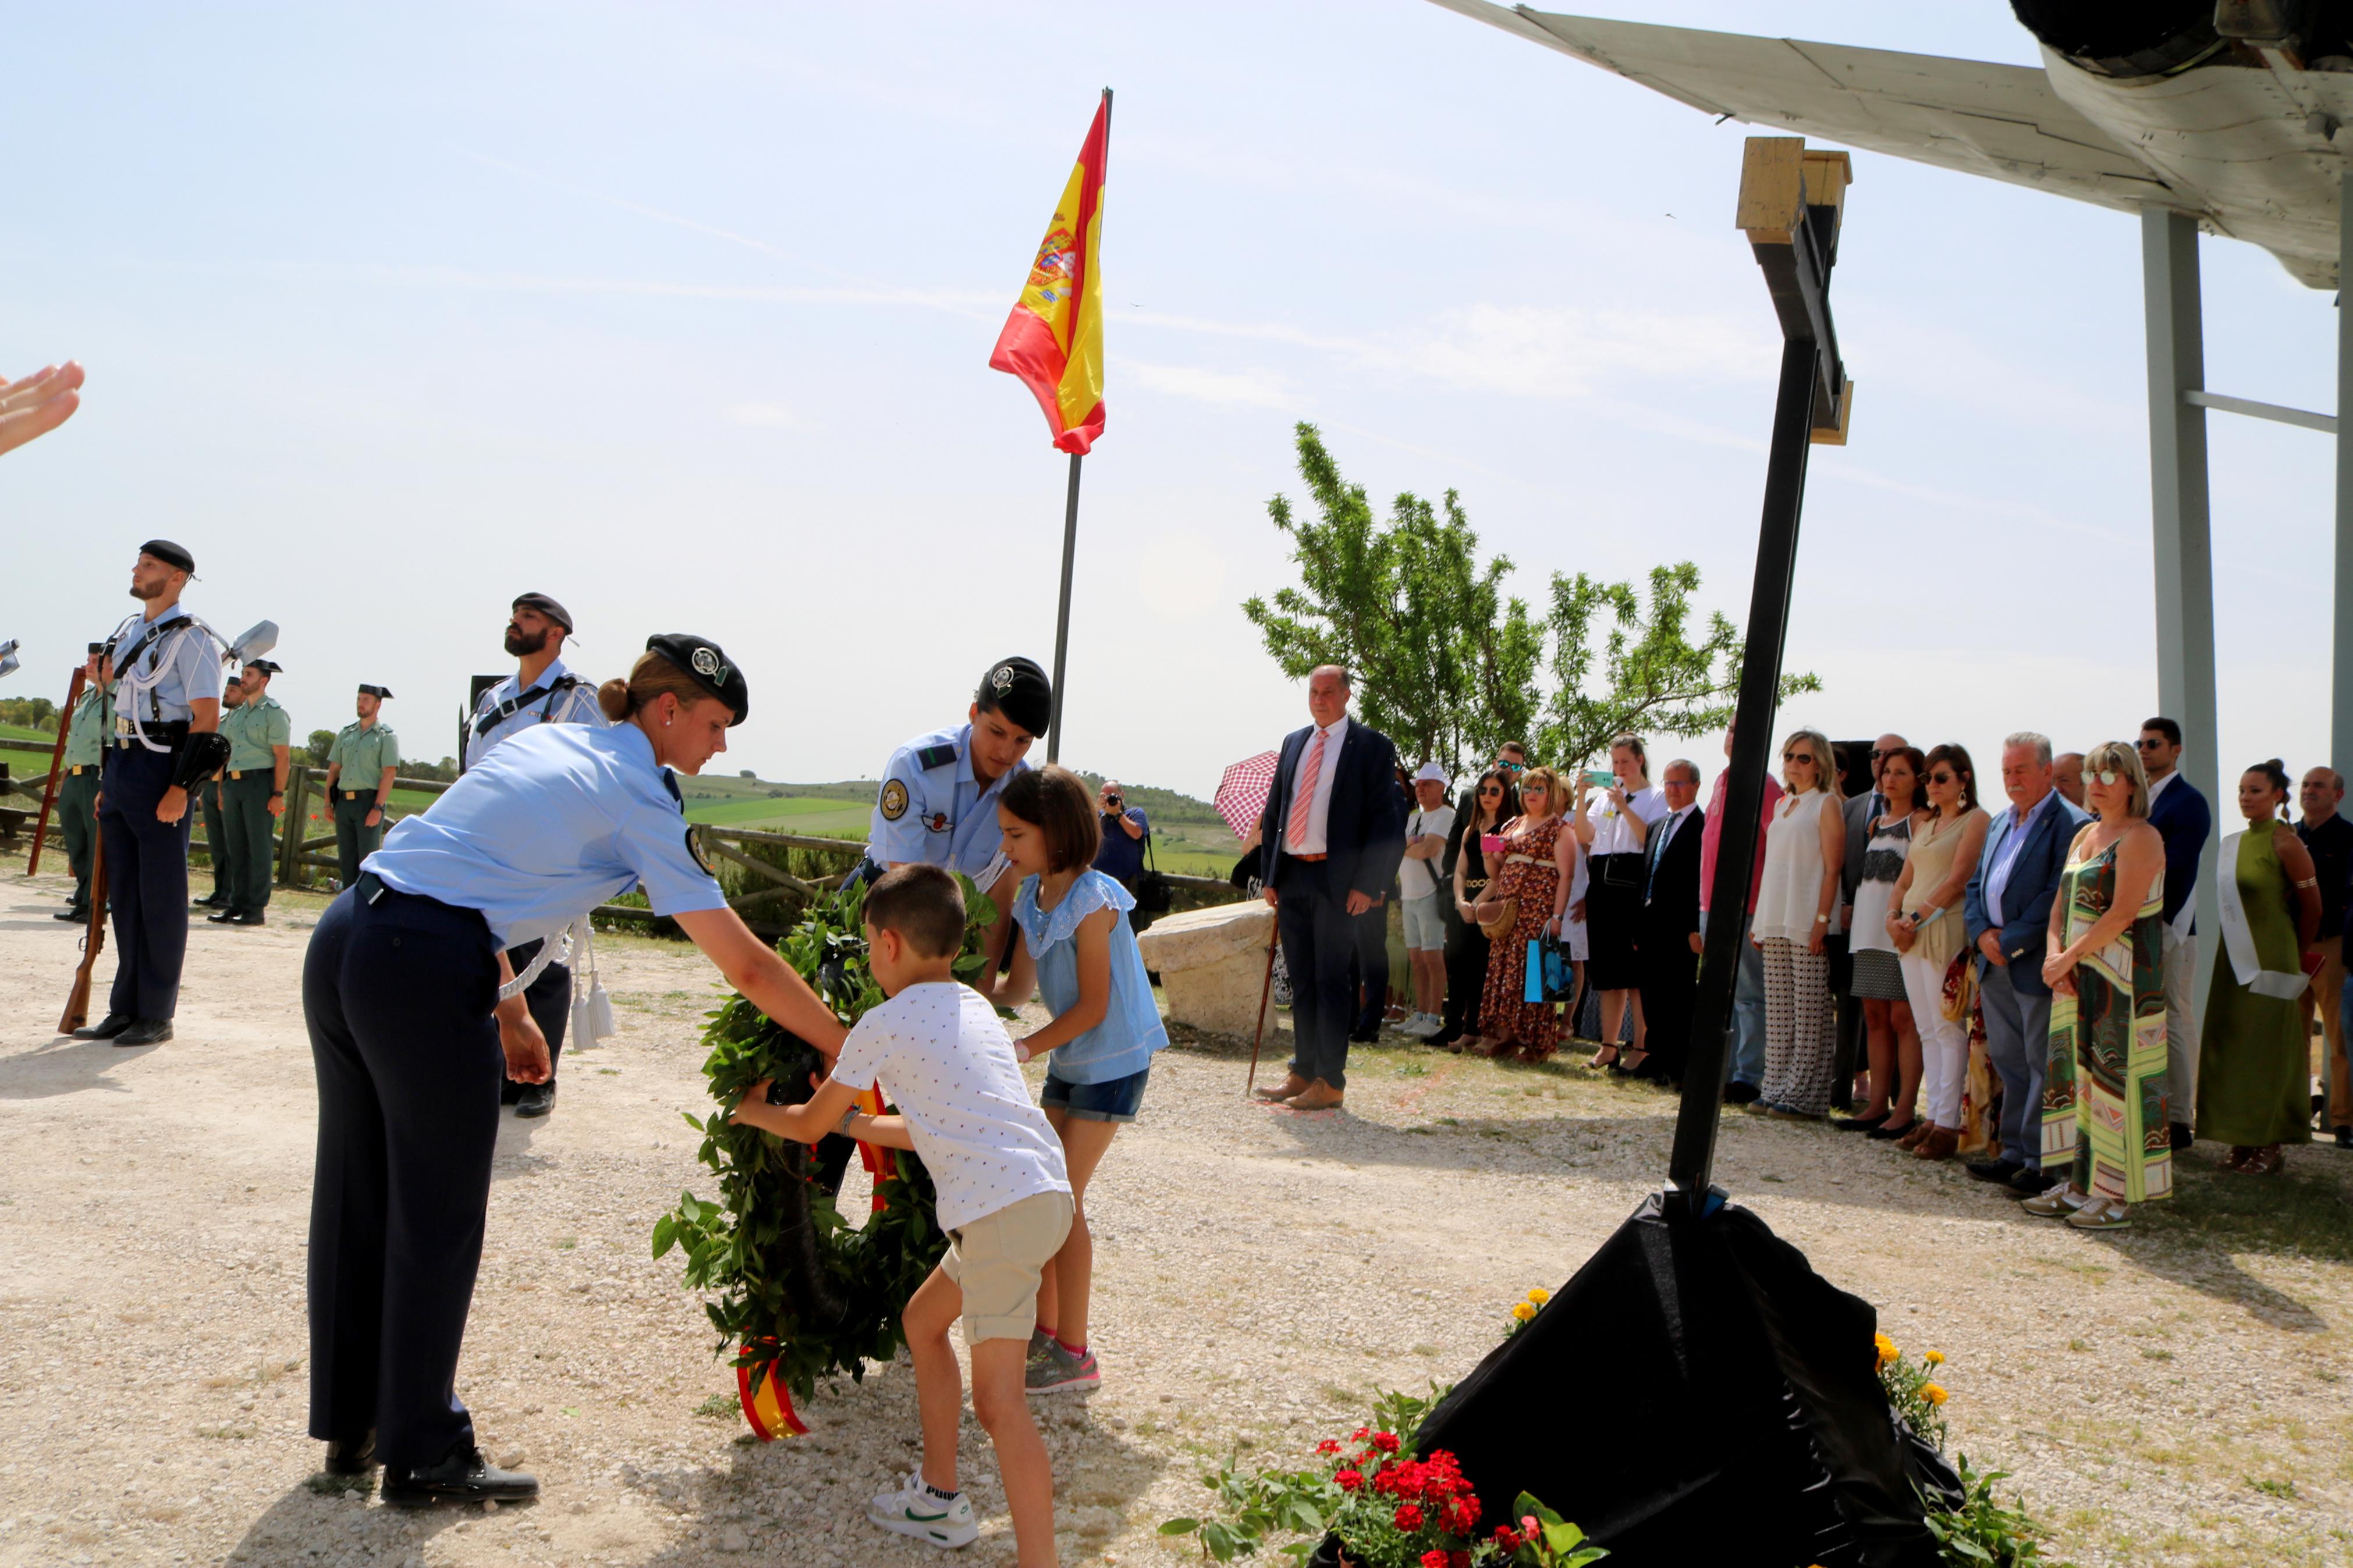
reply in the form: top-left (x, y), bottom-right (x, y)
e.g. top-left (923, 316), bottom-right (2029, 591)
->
top-left (879, 778), bottom-right (910, 821)
top-left (685, 826), bottom-right (714, 876)
top-left (915, 743), bottom-right (958, 770)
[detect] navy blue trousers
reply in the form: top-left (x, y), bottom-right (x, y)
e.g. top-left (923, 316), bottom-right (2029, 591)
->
top-left (304, 883), bottom-right (503, 1469)
top-left (499, 941), bottom-right (569, 1101)
top-left (98, 742), bottom-right (193, 1022)
top-left (1273, 857), bottom-right (1357, 1091)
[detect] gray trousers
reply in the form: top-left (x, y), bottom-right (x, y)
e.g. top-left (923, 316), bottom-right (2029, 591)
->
top-left (1978, 961), bottom-right (2052, 1171)
top-left (1699, 908), bottom-right (1769, 1086)
top-left (2160, 926), bottom-right (2198, 1123)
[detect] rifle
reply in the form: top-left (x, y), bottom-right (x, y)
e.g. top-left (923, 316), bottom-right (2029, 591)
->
top-left (59, 819), bottom-right (107, 1034)
top-left (26, 665), bottom-right (83, 876)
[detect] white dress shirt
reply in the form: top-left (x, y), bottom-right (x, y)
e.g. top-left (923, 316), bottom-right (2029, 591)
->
top-left (1284, 719), bottom-right (1348, 855)
top-left (1585, 785), bottom-right (1666, 857)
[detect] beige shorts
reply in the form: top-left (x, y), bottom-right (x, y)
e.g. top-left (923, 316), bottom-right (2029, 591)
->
top-left (940, 1189), bottom-right (1074, 1343)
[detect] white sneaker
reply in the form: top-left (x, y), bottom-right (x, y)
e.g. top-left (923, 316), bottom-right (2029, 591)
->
top-left (867, 1471), bottom-right (979, 1549)
top-left (1403, 1014), bottom-right (1443, 1039)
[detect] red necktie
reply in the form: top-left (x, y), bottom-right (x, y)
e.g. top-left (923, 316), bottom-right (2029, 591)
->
top-left (1286, 728), bottom-right (1328, 850)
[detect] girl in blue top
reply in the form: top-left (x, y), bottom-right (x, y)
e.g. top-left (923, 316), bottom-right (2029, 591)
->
top-left (994, 765), bottom-right (1168, 1395)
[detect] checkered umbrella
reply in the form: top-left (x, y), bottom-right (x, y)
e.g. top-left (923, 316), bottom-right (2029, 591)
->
top-left (1213, 751), bottom-right (1281, 839)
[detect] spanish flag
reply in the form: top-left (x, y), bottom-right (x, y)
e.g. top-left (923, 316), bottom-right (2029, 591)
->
top-left (989, 92), bottom-right (1109, 454)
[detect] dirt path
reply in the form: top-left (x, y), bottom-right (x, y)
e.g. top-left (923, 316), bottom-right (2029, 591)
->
top-left (1, 867), bottom-right (2347, 1567)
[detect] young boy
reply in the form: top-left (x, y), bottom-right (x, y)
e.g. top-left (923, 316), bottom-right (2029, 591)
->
top-left (730, 863), bottom-right (1073, 1564)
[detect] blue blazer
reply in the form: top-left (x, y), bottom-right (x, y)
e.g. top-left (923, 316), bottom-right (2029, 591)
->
top-left (1257, 718), bottom-right (1407, 901)
top-left (1963, 795), bottom-right (2078, 998)
top-left (2146, 776), bottom-right (2212, 931)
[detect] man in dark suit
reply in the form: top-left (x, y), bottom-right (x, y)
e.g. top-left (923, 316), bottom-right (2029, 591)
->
top-left (1254, 665), bottom-right (1406, 1111)
top-left (1632, 759), bottom-right (1705, 1086)
top-left (2139, 716), bottom-right (2212, 1150)
top-left (1962, 732), bottom-right (2079, 1196)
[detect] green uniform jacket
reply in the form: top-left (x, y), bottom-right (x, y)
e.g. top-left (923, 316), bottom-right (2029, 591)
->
top-left (326, 720), bottom-right (400, 787)
top-left (62, 687), bottom-right (106, 770)
top-left (222, 693), bottom-right (292, 773)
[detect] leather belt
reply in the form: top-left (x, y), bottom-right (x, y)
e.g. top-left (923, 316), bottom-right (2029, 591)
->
top-left (342, 790), bottom-right (369, 801)
top-left (229, 769), bottom-right (244, 779)
top-left (69, 765), bottom-right (90, 776)
top-left (1289, 851), bottom-right (1328, 862)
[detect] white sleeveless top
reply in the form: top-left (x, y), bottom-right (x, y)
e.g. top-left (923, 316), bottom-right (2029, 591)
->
top-left (1752, 788), bottom-right (1841, 943)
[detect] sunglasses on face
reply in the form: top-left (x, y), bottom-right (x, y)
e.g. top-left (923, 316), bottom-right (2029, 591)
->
top-left (1498, 760), bottom-right (1526, 772)
top-left (2135, 738), bottom-right (2165, 751)
top-left (1928, 771), bottom-right (1956, 785)
top-left (1479, 787), bottom-right (1503, 798)
top-left (1783, 752), bottom-right (1813, 764)
top-left (2081, 769), bottom-right (2123, 787)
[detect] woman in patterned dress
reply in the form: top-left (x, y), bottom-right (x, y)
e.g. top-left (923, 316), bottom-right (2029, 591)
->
top-left (2022, 741), bottom-right (2170, 1230)
top-left (1468, 766), bottom-right (1578, 1061)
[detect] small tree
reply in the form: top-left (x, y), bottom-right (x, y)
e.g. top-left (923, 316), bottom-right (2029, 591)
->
top-left (1243, 423), bottom-right (1541, 780)
top-left (307, 730), bottom-right (335, 767)
top-left (1538, 563), bottom-right (1820, 770)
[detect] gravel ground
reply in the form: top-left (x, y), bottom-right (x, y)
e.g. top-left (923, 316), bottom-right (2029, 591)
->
top-left (1, 867), bottom-right (2348, 1567)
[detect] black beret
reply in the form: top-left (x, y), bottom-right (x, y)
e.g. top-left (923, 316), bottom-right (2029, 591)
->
top-left (140, 539), bottom-right (195, 573)
top-left (246, 659), bottom-right (282, 676)
top-left (357, 684), bottom-right (393, 699)
top-left (512, 592), bottom-right (574, 633)
top-left (645, 633), bottom-right (747, 726)
top-left (976, 655), bottom-right (1052, 738)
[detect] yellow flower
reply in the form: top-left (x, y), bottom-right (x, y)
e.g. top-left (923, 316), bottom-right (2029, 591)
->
top-left (1875, 1332), bottom-right (1898, 1366)
top-left (1511, 1301), bottom-right (1538, 1322)
top-left (1527, 1287), bottom-right (1552, 1306)
top-left (1921, 1383), bottom-right (1949, 1406)
top-left (1923, 1351), bottom-right (1945, 1367)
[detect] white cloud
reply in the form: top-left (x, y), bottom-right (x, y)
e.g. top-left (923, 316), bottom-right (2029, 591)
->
top-left (1123, 358), bottom-right (1294, 409)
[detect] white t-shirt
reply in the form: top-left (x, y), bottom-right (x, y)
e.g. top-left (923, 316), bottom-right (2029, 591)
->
top-left (828, 982), bottom-right (1071, 1232)
top-left (1399, 803), bottom-right (1457, 901)
top-left (1585, 785), bottom-right (1667, 858)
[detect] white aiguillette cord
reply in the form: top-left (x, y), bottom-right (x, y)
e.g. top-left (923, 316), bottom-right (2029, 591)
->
top-left (495, 920), bottom-right (580, 1003)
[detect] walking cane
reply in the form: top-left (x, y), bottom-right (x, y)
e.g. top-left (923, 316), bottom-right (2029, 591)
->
top-left (26, 666), bottom-right (83, 876)
top-left (1243, 929), bottom-right (1278, 1098)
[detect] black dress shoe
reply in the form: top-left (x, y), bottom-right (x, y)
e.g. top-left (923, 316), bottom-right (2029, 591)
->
top-left (2007, 1166), bottom-right (2057, 1197)
top-left (191, 895), bottom-right (224, 909)
top-left (230, 911), bottom-right (265, 926)
top-left (2334, 1126), bottom-right (2352, 1150)
top-left (323, 1431), bottom-right (378, 1476)
top-left (2170, 1122), bottom-right (2194, 1152)
top-left (1867, 1119), bottom-right (1918, 1141)
top-left (206, 909), bottom-right (238, 923)
top-left (382, 1444), bottom-right (538, 1508)
top-left (72, 1012), bottom-right (135, 1040)
top-left (1964, 1158), bottom-right (2023, 1185)
top-left (54, 907), bottom-right (87, 922)
top-left (1832, 1111), bottom-right (1889, 1133)
top-left (513, 1082), bottom-right (556, 1119)
top-left (1722, 1080), bottom-right (1762, 1106)
top-left (114, 1019), bottom-right (174, 1047)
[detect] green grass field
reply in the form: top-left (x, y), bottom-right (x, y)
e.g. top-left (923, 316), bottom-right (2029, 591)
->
top-left (0, 722), bottom-right (55, 744)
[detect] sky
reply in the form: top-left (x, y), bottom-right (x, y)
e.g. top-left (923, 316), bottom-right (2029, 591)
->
top-left (3, 2), bottom-right (2339, 803)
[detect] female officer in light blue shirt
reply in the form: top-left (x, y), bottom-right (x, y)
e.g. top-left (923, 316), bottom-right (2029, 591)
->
top-left (303, 634), bottom-right (846, 1508)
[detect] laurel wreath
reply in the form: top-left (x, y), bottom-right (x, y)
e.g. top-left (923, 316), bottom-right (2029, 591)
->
top-left (652, 874), bottom-right (1000, 1406)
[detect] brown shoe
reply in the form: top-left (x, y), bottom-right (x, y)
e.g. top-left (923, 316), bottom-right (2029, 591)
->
top-left (1253, 1073), bottom-right (1311, 1104)
top-left (1894, 1121), bottom-right (1933, 1151)
top-left (1912, 1126), bottom-right (1960, 1161)
top-left (1286, 1080), bottom-right (1346, 1112)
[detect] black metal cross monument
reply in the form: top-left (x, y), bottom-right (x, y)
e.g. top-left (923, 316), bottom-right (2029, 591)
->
top-left (1665, 136), bottom-right (1855, 1215)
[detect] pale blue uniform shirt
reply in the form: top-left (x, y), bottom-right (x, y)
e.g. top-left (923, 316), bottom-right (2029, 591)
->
top-left (364, 721), bottom-right (726, 948)
top-left (1012, 870), bottom-right (1167, 1084)
top-left (867, 723), bottom-right (1029, 880)
top-left (105, 609), bottom-right (225, 732)
top-left (463, 655), bottom-right (608, 770)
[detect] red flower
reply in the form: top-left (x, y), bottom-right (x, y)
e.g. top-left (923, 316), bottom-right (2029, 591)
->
top-left (1448, 1553), bottom-right (1471, 1568)
top-left (1371, 1431), bottom-right (1402, 1454)
top-left (1493, 1525), bottom-right (1522, 1552)
top-left (1445, 1495), bottom-right (1481, 1534)
top-left (1520, 1514), bottom-right (1541, 1538)
top-left (1419, 1553), bottom-right (1447, 1568)
top-left (1335, 1469), bottom-right (1364, 1492)
top-left (1351, 1426), bottom-right (1371, 1442)
top-left (1315, 1439), bottom-right (1341, 1455)
top-left (1393, 1502), bottom-right (1425, 1532)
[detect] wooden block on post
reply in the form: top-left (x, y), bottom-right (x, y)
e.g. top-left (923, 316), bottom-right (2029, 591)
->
top-left (1809, 379), bottom-right (1855, 446)
top-left (1736, 137), bottom-right (1807, 244)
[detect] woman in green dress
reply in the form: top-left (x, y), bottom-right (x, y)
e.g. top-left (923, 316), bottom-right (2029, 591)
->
top-left (2196, 760), bottom-right (2323, 1176)
top-left (2023, 742), bottom-right (2170, 1230)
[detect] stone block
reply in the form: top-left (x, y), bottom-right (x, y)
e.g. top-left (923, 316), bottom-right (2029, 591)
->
top-left (1137, 899), bottom-right (1277, 1039)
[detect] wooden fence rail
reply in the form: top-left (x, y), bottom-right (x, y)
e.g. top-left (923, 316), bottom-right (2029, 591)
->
top-left (7, 736), bottom-right (1237, 934)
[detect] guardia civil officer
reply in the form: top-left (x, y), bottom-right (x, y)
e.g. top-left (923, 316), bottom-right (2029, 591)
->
top-left (321, 685), bottom-right (400, 886)
top-left (192, 675), bottom-right (246, 911)
top-left (210, 659), bottom-right (290, 926)
top-left (304, 635), bottom-right (845, 1503)
top-left (71, 541), bottom-right (229, 1047)
top-left (52, 643), bottom-right (106, 923)
top-left (463, 592), bottom-right (605, 1118)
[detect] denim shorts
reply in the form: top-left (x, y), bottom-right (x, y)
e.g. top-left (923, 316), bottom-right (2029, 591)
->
top-left (1400, 891), bottom-right (1447, 951)
top-left (1041, 1064), bottom-right (1151, 1123)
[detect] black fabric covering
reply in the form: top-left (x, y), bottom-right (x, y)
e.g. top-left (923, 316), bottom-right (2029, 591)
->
top-left (1411, 1193), bottom-right (1960, 1568)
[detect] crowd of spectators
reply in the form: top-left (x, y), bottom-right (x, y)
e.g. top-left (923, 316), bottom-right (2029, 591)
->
top-left (1323, 714), bottom-right (2347, 1217)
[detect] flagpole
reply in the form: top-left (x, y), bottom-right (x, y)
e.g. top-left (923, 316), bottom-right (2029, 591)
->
top-left (1046, 450), bottom-right (1081, 763)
